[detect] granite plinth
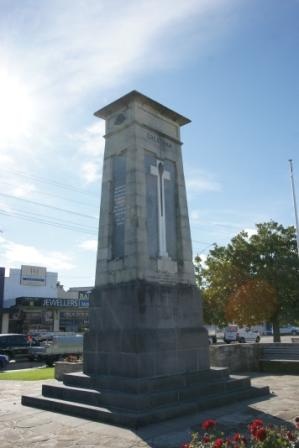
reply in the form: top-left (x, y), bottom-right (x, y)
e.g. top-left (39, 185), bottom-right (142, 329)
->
top-left (22, 368), bottom-right (269, 428)
top-left (84, 280), bottom-right (210, 377)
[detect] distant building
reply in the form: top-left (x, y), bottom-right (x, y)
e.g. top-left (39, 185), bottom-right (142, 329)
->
top-left (0, 265), bottom-right (92, 334)
top-left (3, 265), bottom-right (58, 308)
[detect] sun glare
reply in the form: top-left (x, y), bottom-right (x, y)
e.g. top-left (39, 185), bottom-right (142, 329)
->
top-left (0, 67), bottom-right (36, 146)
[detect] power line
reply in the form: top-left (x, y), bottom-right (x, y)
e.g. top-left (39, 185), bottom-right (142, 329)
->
top-left (0, 168), bottom-right (100, 197)
top-left (0, 192), bottom-right (98, 220)
top-left (0, 179), bottom-right (98, 208)
top-left (0, 207), bottom-right (97, 231)
top-left (0, 208), bottom-right (98, 235)
top-left (0, 204), bottom-right (215, 246)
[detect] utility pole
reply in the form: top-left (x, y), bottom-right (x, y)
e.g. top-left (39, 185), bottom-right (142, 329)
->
top-left (288, 159), bottom-right (299, 256)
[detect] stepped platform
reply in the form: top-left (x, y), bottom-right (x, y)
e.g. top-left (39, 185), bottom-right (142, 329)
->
top-left (22, 368), bottom-right (269, 428)
top-left (260, 343), bottom-right (299, 374)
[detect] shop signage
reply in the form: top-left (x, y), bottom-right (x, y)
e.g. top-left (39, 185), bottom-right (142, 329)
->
top-left (78, 299), bottom-right (89, 308)
top-left (20, 265), bottom-right (46, 286)
top-left (15, 294), bottom-right (90, 309)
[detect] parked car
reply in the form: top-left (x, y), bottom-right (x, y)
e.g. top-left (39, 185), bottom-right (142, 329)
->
top-left (29, 334), bottom-right (83, 366)
top-left (0, 354), bottom-right (9, 369)
top-left (0, 334), bottom-right (33, 361)
top-left (224, 325), bottom-right (260, 343)
top-left (28, 331), bottom-right (77, 343)
top-left (223, 325), bottom-right (238, 343)
top-left (208, 333), bottom-right (217, 344)
top-left (279, 324), bottom-right (299, 336)
top-left (204, 326), bottom-right (217, 344)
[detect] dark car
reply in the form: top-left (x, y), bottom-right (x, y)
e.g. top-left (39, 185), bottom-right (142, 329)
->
top-left (0, 334), bottom-right (33, 361)
top-left (0, 354), bottom-right (9, 369)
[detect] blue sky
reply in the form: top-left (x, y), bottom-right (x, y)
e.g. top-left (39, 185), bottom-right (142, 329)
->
top-left (0, 0), bottom-right (298, 288)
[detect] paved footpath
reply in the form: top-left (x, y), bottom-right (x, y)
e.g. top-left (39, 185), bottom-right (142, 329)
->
top-left (0, 373), bottom-right (298, 448)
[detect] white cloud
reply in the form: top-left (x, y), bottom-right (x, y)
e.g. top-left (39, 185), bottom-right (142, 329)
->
top-left (197, 253), bottom-right (208, 265)
top-left (244, 227), bottom-right (257, 237)
top-left (69, 121), bottom-right (105, 184)
top-left (186, 170), bottom-right (222, 194)
top-left (78, 239), bottom-right (98, 252)
top-left (81, 161), bottom-right (100, 184)
top-left (0, 154), bottom-right (14, 170)
top-left (77, 122), bottom-right (105, 157)
top-left (0, 0), bottom-right (239, 114)
top-left (10, 0), bottom-right (232, 100)
top-left (0, 65), bottom-right (39, 148)
top-left (0, 200), bottom-right (11, 214)
top-left (11, 183), bottom-right (36, 198)
top-left (190, 210), bottom-right (203, 224)
top-left (0, 238), bottom-right (75, 271)
top-left (0, 0), bottom-right (239, 189)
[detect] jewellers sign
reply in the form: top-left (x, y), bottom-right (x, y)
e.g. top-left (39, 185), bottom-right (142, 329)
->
top-left (42, 298), bottom-right (89, 309)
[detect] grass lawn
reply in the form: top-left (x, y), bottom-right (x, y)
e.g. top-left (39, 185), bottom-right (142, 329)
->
top-left (0, 367), bottom-right (54, 381)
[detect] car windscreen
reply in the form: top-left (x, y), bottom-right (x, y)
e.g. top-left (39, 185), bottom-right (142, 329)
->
top-left (2, 335), bottom-right (28, 346)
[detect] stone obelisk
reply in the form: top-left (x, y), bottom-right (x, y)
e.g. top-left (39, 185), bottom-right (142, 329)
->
top-left (22, 91), bottom-right (269, 427)
top-left (83, 90), bottom-right (210, 377)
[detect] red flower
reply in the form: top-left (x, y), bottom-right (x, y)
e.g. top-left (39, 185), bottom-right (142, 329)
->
top-left (250, 419), bottom-right (264, 428)
top-left (232, 432), bottom-right (247, 444)
top-left (255, 428), bottom-right (267, 441)
top-left (248, 419), bottom-right (264, 436)
top-left (233, 433), bottom-right (242, 441)
top-left (203, 435), bottom-right (210, 442)
top-left (287, 430), bottom-right (296, 441)
top-left (213, 438), bottom-right (224, 448)
top-left (202, 419), bottom-right (217, 430)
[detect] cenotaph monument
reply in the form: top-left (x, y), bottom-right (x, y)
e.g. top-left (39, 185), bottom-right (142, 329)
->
top-left (22, 91), bottom-right (268, 427)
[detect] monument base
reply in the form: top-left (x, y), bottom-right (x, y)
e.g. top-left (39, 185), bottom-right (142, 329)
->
top-left (22, 280), bottom-right (269, 426)
top-left (84, 280), bottom-right (210, 377)
top-left (22, 367), bottom-right (269, 428)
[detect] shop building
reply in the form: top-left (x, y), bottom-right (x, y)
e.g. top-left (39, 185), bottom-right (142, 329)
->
top-left (4, 265), bottom-right (58, 308)
top-left (0, 265), bottom-right (92, 334)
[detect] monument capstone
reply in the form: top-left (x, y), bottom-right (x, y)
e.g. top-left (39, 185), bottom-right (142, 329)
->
top-left (22, 91), bottom-right (269, 427)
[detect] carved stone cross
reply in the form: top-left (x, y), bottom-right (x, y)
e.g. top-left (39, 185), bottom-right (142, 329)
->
top-left (150, 160), bottom-right (170, 257)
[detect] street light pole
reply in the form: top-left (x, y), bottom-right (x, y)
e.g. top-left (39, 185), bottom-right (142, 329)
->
top-left (288, 159), bottom-right (299, 256)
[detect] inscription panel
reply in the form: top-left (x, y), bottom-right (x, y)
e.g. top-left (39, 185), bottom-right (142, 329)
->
top-left (112, 153), bottom-right (126, 258)
top-left (146, 131), bottom-right (173, 149)
top-left (114, 185), bottom-right (126, 226)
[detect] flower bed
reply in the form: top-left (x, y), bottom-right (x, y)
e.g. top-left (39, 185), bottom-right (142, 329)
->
top-left (181, 417), bottom-right (299, 447)
top-left (54, 359), bottom-right (83, 381)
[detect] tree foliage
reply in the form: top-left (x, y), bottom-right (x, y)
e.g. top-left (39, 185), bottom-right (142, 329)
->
top-left (225, 279), bottom-right (278, 326)
top-left (195, 221), bottom-right (299, 341)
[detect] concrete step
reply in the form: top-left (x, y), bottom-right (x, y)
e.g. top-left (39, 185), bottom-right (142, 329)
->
top-left (22, 384), bottom-right (269, 428)
top-left (260, 359), bottom-right (299, 374)
top-left (62, 367), bottom-right (231, 394)
top-left (262, 355), bottom-right (299, 359)
top-left (42, 375), bottom-right (251, 411)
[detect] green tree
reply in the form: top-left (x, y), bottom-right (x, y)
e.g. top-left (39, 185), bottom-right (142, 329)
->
top-left (196, 221), bottom-right (299, 341)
